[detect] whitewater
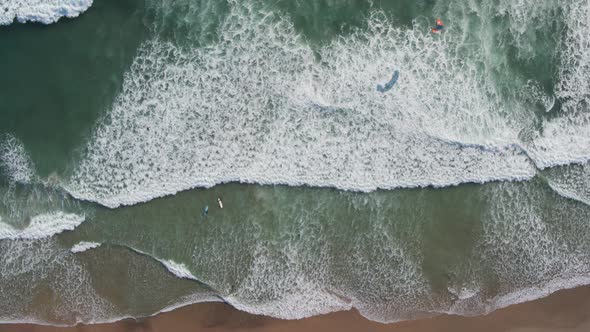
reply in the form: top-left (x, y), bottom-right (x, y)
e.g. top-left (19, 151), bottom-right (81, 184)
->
top-left (2, 0), bottom-right (590, 327)
top-left (0, 0), bottom-right (93, 25)
top-left (64, 0), bottom-right (590, 209)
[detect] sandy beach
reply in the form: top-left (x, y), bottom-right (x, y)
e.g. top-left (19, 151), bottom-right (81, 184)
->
top-left (2, 285), bottom-right (589, 332)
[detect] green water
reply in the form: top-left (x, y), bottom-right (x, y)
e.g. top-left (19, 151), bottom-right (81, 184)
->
top-left (0, 0), bottom-right (147, 175)
top-left (1, 0), bottom-right (590, 326)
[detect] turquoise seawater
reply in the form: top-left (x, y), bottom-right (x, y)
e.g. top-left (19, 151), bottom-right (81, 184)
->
top-left (1, 0), bottom-right (590, 325)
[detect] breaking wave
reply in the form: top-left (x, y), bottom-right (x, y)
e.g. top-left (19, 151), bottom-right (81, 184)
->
top-left (126, 247), bottom-right (204, 282)
top-left (160, 260), bottom-right (200, 281)
top-left (0, 211), bottom-right (85, 240)
top-left (62, 0), bottom-right (590, 208)
top-left (64, 0), bottom-right (554, 208)
top-left (0, 134), bottom-right (35, 184)
top-left (70, 241), bottom-right (101, 253)
top-left (0, 0), bottom-right (93, 25)
top-left (3, 0), bottom-right (590, 326)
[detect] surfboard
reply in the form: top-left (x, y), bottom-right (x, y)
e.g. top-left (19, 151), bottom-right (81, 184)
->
top-left (217, 197), bottom-right (224, 209)
top-left (377, 70), bottom-right (399, 93)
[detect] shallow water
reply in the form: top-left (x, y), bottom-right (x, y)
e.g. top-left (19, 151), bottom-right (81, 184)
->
top-left (1, 0), bottom-right (590, 325)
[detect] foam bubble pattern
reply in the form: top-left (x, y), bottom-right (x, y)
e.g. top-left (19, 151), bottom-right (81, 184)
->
top-left (0, 135), bottom-right (35, 184)
top-left (224, 242), bottom-right (353, 320)
top-left (0, 0), bottom-right (93, 25)
top-left (342, 222), bottom-right (432, 323)
top-left (66, 2), bottom-right (538, 208)
top-left (0, 239), bottom-right (113, 324)
top-left (545, 163), bottom-right (590, 206)
top-left (70, 241), bottom-right (101, 253)
top-left (475, 182), bottom-right (590, 312)
top-left (527, 0), bottom-right (590, 169)
top-left (176, 193), bottom-right (435, 322)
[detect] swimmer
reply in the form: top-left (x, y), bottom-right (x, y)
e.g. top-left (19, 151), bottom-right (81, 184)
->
top-left (431, 18), bottom-right (443, 33)
top-left (202, 205), bottom-right (209, 216)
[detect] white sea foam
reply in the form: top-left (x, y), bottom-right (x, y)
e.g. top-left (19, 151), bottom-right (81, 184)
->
top-left (0, 240), bottom-right (113, 324)
top-left (65, 1), bottom-right (540, 208)
top-left (70, 241), bottom-right (101, 253)
top-left (0, 0), bottom-right (93, 25)
top-left (2, 0), bottom-right (588, 323)
top-left (487, 275), bottom-right (590, 313)
top-left (226, 290), bottom-right (352, 320)
top-left (444, 274), bottom-right (590, 318)
top-left (526, 0), bottom-right (590, 169)
top-left (448, 286), bottom-right (480, 301)
top-left (545, 163), bottom-right (590, 206)
top-left (481, 183), bottom-right (579, 287)
top-left (194, 200), bottom-right (429, 322)
top-left (460, 181), bottom-right (590, 316)
top-left (160, 260), bottom-right (200, 281)
top-left (224, 242), bottom-right (353, 320)
top-left (0, 135), bottom-right (35, 184)
top-left (121, 177), bottom-right (590, 324)
top-left (65, 291), bottom-right (223, 327)
top-left (0, 212), bottom-right (85, 240)
top-left (61, 0), bottom-right (590, 209)
top-left (127, 247), bottom-right (201, 281)
top-left (556, 0), bottom-right (590, 103)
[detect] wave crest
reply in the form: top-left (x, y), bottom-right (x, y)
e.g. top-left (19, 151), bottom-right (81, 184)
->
top-left (65, 2), bottom-right (541, 208)
top-left (0, 0), bottom-right (93, 25)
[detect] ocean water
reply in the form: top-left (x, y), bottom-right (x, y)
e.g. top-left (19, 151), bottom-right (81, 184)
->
top-left (1, 0), bottom-right (590, 325)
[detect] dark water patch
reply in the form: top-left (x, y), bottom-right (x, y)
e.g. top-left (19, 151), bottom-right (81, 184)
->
top-left (0, 0), bottom-right (148, 176)
top-left (419, 184), bottom-right (484, 293)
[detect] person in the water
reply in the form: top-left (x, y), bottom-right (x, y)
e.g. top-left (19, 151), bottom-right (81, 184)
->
top-left (432, 18), bottom-right (443, 33)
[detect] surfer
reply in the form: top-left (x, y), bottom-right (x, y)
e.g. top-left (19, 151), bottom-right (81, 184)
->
top-left (217, 197), bottom-right (224, 209)
top-left (202, 205), bottom-right (209, 217)
top-left (432, 18), bottom-right (443, 33)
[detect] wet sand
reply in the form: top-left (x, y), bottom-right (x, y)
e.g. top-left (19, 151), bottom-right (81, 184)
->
top-left (2, 285), bottom-right (590, 332)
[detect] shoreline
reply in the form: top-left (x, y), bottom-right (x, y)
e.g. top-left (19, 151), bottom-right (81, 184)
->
top-left (2, 285), bottom-right (590, 332)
